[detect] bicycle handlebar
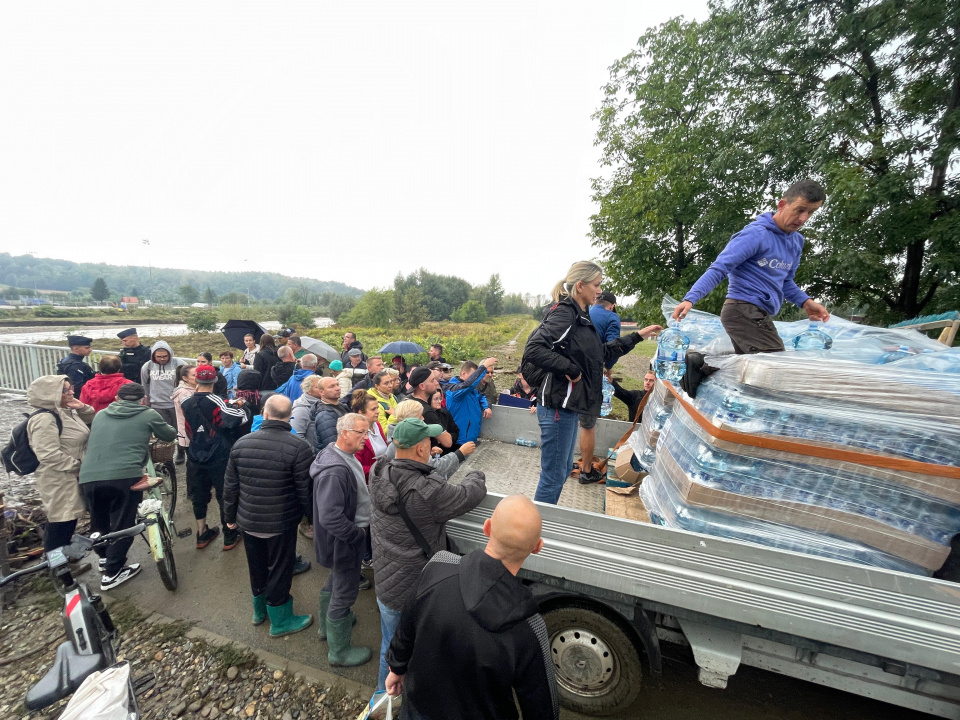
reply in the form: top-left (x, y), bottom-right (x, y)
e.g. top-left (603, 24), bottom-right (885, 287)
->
top-left (0, 523), bottom-right (147, 587)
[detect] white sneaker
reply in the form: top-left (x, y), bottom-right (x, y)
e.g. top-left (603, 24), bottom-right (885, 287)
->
top-left (101, 564), bottom-right (142, 590)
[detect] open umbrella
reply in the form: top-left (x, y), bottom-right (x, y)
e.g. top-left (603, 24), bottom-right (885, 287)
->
top-left (221, 320), bottom-right (269, 349)
top-left (377, 341), bottom-right (426, 355)
top-left (299, 336), bottom-right (341, 362)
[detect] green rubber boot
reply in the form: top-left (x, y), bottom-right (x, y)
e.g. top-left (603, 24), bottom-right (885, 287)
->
top-left (326, 611), bottom-right (371, 667)
top-left (267, 597), bottom-right (313, 638)
top-left (317, 590), bottom-right (331, 640)
top-left (252, 594), bottom-right (267, 626)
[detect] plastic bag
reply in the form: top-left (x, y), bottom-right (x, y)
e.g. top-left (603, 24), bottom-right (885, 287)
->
top-left (356, 690), bottom-right (393, 720)
top-left (58, 662), bottom-right (132, 720)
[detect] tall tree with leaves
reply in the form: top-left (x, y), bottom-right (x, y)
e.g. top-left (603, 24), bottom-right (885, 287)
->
top-left (592, 0), bottom-right (959, 322)
top-left (202, 286), bottom-right (217, 305)
top-left (90, 277), bottom-right (110, 303)
top-left (179, 284), bottom-right (200, 305)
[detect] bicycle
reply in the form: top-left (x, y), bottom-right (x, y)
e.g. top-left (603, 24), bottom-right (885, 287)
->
top-left (0, 525), bottom-right (150, 715)
top-left (134, 441), bottom-right (190, 592)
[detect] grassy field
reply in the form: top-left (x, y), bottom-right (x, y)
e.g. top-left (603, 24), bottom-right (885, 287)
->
top-left (85, 314), bottom-right (651, 421)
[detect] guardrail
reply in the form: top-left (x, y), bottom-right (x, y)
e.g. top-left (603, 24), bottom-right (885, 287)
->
top-left (0, 342), bottom-right (192, 393)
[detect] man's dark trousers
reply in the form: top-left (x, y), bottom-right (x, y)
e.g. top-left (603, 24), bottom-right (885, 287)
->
top-left (322, 549), bottom-right (361, 620)
top-left (243, 526), bottom-right (298, 606)
top-left (187, 459), bottom-right (228, 526)
top-left (82, 477), bottom-right (143, 576)
top-left (720, 299), bottom-right (786, 354)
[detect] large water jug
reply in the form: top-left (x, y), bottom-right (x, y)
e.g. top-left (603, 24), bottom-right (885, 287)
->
top-left (792, 321), bottom-right (833, 350)
top-left (880, 345), bottom-right (912, 363)
top-left (655, 321), bottom-right (689, 383)
top-left (600, 376), bottom-right (614, 416)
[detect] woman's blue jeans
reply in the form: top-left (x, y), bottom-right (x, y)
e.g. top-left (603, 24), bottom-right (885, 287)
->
top-left (534, 405), bottom-right (579, 505)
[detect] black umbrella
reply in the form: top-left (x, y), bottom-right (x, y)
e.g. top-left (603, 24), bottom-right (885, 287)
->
top-left (221, 320), bottom-right (269, 349)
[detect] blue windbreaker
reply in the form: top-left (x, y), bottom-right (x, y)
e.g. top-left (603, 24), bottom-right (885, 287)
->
top-left (445, 367), bottom-right (489, 443)
top-left (276, 368), bottom-right (315, 402)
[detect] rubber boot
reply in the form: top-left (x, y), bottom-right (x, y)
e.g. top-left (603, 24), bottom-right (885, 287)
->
top-left (252, 594), bottom-right (267, 626)
top-left (326, 611), bottom-right (371, 667)
top-left (266, 597), bottom-right (313, 638)
top-left (317, 590), bottom-right (331, 640)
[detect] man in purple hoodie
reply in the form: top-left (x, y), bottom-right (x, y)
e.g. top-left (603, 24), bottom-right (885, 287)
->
top-left (672, 179), bottom-right (831, 354)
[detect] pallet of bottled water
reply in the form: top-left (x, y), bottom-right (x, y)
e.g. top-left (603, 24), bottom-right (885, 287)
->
top-left (637, 355), bottom-right (960, 576)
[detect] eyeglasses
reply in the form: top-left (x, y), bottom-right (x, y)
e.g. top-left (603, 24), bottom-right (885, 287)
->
top-left (61, 385), bottom-right (74, 394)
top-left (345, 428), bottom-right (369, 437)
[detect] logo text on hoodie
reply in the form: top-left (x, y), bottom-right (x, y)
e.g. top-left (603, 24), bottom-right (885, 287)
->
top-left (757, 258), bottom-right (792, 270)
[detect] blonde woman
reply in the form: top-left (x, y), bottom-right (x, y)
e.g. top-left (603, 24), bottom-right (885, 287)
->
top-left (172, 365), bottom-right (197, 463)
top-left (381, 400), bottom-right (475, 479)
top-left (520, 261), bottom-right (660, 504)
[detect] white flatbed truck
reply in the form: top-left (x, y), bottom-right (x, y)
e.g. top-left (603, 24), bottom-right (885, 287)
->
top-left (446, 406), bottom-right (960, 718)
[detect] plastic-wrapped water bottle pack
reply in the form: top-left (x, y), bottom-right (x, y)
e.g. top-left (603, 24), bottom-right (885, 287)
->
top-left (660, 295), bottom-right (949, 363)
top-left (633, 352), bottom-right (960, 575)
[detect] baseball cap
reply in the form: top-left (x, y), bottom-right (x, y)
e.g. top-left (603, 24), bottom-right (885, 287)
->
top-left (195, 364), bottom-right (218, 384)
top-left (392, 418), bottom-right (443, 449)
top-left (117, 328), bottom-right (137, 339)
top-left (439, 363), bottom-right (453, 371)
top-left (67, 335), bottom-right (92, 346)
top-left (117, 383), bottom-right (145, 401)
top-left (408, 367), bottom-right (433, 388)
top-left (599, 291), bottom-right (617, 305)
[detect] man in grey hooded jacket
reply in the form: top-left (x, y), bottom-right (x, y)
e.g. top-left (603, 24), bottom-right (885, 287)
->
top-left (140, 340), bottom-right (185, 428)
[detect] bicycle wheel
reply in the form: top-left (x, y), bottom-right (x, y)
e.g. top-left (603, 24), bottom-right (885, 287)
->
top-left (153, 516), bottom-right (178, 592)
top-left (157, 460), bottom-right (177, 519)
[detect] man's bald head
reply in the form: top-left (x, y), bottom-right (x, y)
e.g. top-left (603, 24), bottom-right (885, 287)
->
top-left (263, 394), bottom-right (292, 421)
top-left (483, 495), bottom-right (543, 571)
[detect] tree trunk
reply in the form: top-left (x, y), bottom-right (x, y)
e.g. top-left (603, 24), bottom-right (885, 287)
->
top-left (673, 222), bottom-right (687, 277)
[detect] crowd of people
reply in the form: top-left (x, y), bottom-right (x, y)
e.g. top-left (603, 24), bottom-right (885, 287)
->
top-left (33, 326), bottom-right (567, 718)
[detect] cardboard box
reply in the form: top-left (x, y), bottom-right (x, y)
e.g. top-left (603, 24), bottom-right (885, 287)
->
top-left (657, 443), bottom-right (949, 572)
top-left (604, 484), bottom-right (651, 523)
top-left (614, 446), bottom-right (641, 483)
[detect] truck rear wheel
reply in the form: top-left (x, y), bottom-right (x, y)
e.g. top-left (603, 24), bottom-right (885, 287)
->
top-left (543, 605), bottom-right (643, 716)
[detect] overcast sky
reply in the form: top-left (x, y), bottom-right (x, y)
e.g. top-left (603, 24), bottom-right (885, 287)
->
top-left (0, 1), bottom-right (710, 298)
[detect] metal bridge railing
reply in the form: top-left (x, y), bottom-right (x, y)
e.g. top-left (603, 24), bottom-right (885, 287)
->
top-left (0, 342), bottom-right (192, 393)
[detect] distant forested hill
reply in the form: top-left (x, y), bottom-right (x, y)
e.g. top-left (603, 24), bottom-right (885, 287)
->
top-left (0, 253), bottom-right (363, 302)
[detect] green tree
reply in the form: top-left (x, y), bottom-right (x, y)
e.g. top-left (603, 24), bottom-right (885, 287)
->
top-left (328, 295), bottom-right (357, 322)
top-left (278, 304), bottom-right (316, 328)
top-left (341, 289), bottom-right (394, 328)
top-left (202, 286), bottom-right (217, 305)
top-left (484, 274), bottom-right (504, 317)
top-left (501, 293), bottom-right (531, 315)
top-left (394, 286), bottom-right (429, 328)
top-left (592, 1), bottom-right (960, 322)
top-left (179, 284), bottom-right (200, 305)
top-left (451, 300), bottom-right (488, 323)
top-left (187, 310), bottom-right (217, 332)
top-left (219, 291), bottom-right (249, 305)
top-left (90, 277), bottom-right (110, 303)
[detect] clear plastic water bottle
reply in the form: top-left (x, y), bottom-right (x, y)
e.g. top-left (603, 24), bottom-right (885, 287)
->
top-left (880, 345), bottom-right (912, 363)
top-left (655, 321), bottom-right (689, 382)
top-left (515, 438), bottom-right (537, 447)
top-left (792, 321), bottom-right (833, 350)
top-left (600, 376), bottom-right (614, 417)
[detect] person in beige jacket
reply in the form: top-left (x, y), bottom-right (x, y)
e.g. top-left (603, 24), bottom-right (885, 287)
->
top-left (26, 374), bottom-right (95, 551)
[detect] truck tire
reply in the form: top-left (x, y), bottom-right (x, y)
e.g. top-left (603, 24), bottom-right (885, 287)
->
top-left (543, 605), bottom-right (643, 716)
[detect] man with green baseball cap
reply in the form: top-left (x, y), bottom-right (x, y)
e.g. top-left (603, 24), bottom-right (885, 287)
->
top-left (391, 417), bottom-right (444, 448)
top-left (367, 416), bottom-right (487, 696)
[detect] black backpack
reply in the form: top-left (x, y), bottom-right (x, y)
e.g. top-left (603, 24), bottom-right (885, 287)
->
top-left (2, 409), bottom-right (63, 476)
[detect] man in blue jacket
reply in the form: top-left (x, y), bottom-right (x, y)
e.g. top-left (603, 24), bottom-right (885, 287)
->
top-left (445, 357), bottom-right (497, 444)
top-left (672, 179), bottom-right (830, 354)
top-left (276, 354), bottom-right (318, 401)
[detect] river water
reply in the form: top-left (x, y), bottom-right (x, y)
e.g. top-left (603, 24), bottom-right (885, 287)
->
top-left (0, 317), bottom-right (335, 345)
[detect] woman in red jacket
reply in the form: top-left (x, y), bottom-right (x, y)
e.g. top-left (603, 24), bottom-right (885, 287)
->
top-left (79, 355), bottom-right (132, 413)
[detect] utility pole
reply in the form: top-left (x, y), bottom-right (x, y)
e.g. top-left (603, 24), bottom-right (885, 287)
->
top-left (142, 239), bottom-right (152, 283)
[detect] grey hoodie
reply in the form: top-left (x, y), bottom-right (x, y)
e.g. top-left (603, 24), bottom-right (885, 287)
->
top-left (290, 392), bottom-right (320, 448)
top-left (140, 340), bottom-right (185, 409)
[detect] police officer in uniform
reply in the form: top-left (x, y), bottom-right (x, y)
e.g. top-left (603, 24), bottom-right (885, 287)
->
top-left (57, 335), bottom-right (96, 396)
top-left (117, 328), bottom-right (152, 383)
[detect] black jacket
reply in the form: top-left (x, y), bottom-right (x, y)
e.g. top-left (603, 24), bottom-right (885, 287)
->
top-left (313, 401), bottom-right (347, 453)
top-left (57, 353), bottom-right (95, 396)
top-left (253, 346), bottom-right (280, 391)
top-left (119, 344), bottom-right (152, 383)
top-left (387, 550), bottom-right (558, 720)
top-left (522, 296), bottom-right (642, 416)
top-left (270, 361), bottom-right (295, 391)
top-left (223, 420), bottom-right (314, 533)
top-left (181, 392), bottom-right (249, 464)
